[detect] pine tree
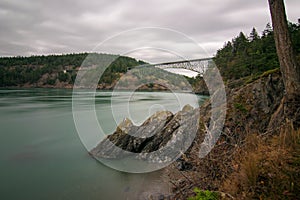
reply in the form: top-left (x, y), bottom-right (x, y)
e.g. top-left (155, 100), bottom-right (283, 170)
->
top-left (262, 23), bottom-right (273, 37)
top-left (249, 27), bottom-right (259, 41)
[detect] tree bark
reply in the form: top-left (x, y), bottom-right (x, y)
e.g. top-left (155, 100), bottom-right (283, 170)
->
top-left (268, 0), bottom-right (300, 128)
top-left (268, 0), bottom-right (300, 98)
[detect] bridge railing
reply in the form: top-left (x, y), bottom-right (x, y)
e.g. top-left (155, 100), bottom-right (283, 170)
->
top-left (153, 57), bottom-right (214, 76)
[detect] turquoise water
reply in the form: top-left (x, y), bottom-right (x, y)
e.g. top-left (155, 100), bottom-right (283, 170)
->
top-left (0, 89), bottom-right (207, 200)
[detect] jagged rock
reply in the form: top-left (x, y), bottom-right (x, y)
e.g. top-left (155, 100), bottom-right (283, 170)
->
top-left (90, 104), bottom-right (198, 161)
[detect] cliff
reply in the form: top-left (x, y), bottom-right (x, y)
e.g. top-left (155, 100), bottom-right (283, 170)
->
top-left (90, 69), bottom-right (300, 199)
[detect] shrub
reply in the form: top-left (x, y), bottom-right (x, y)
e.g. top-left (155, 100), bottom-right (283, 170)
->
top-left (188, 188), bottom-right (219, 200)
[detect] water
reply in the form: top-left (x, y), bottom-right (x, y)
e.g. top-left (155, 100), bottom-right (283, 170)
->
top-left (0, 89), bottom-right (207, 200)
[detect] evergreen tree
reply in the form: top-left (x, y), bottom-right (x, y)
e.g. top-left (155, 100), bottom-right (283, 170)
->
top-left (262, 23), bottom-right (273, 37)
top-left (249, 27), bottom-right (260, 41)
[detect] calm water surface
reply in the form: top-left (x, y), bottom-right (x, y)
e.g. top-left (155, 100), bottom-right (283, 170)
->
top-left (0, 89), bottom-right (207, 200)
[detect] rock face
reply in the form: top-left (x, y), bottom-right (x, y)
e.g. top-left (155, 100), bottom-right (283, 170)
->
top-left (90, 71), bottom-right (284, 163)
top-left (167, 70), bottom-right (287, 199)
top-left (225, 71), bottom-right (284, 133)
top-left (90, 104), bottom-right (198, 162)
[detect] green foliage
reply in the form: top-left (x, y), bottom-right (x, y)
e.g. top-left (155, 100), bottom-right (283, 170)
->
top-left (249, 27), bottom-right (260, 42)
top-left (214, 21), bottom-right (300, 81)
top-left (0, 53), bottom-right (87, 86)
top-left (0, 53), bottom-right (144, 87)
top-left (188, 188), bottom-right (219, 200)
top-left (98, 56), bottom-right (143, 84)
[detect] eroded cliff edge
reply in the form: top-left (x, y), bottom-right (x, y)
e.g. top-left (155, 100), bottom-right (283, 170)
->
top-left (90, 70), bottom-right (299, 199)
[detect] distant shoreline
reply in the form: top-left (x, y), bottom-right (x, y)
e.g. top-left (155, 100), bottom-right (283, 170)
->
top-left (0, 86), bottom-right (209, 95)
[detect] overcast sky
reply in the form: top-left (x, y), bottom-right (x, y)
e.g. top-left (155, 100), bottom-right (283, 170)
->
top-left (0, 0), bottom-right (299, 63)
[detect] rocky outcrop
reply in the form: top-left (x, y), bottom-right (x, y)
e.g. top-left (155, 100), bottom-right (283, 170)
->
top-left (90, 70), bottom-right (287, 199)
top-left (224, 70), bottom-right (284, 134)
top-left (167, 70), bottom-right (287, 199)
top-left (90, 104), bottom-right (198, 162)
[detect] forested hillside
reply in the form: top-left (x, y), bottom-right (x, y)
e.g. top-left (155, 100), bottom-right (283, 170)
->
top-left (0, 53), bottom-right (145, 88)
top-left (214, 21), bottom-right (300, 80)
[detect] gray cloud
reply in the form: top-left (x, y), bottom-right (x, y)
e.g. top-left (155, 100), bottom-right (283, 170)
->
top-left (0, 0), bottom-right (299, 63)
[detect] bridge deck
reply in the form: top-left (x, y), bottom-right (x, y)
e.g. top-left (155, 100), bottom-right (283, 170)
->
top-left (152, 57), bottom-right (213, 66)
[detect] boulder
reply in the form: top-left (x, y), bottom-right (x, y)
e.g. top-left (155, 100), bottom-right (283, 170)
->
top-left (90, 104), bottom-right (198, 162)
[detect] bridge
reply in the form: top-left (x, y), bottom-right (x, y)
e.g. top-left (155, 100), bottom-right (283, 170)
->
top-left (65, 56), bottom-right (214, 77)
top-left (152, 57), bottom-right (213, 76)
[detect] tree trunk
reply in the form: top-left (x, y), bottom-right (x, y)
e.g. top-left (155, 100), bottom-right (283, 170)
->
top-left (268, 0), bottom-right (300, 128)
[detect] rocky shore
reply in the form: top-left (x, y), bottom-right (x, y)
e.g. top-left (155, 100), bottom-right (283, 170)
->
top-left (90, 104), bottom-right (198, 161)
top-left (90, 70), bottom-right (289, 199)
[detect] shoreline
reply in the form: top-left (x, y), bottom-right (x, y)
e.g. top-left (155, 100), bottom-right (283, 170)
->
top-left (0, 86), bottom-right (209, 95)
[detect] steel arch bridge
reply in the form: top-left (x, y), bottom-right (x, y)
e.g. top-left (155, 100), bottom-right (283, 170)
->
top-left (153, 57), bottom-right (214, 76)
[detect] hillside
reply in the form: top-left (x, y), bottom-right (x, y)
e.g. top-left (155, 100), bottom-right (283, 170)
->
top-left (0, 53), bottom-right (145, 89)
top-left (167, 66), bottom-right (300, 199)
top-left (0, 53), bottom-right (198, 92)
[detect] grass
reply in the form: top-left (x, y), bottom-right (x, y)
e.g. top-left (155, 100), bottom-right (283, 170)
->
top-left (221, 127), bottom-right (300, 199)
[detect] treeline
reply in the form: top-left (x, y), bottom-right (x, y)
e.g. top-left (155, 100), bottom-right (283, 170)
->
top-left (100, 56), bottom-right (146, 84)
top-left (0, 53), bottom-right (145, 87)
top-left (0, 53), bottom-right (88, 86)
top-left (214, 21), bottom-right (300, 80)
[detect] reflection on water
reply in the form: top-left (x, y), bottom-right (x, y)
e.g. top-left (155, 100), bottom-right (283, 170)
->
top-left (0, 88), bottom-right (207, 200)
